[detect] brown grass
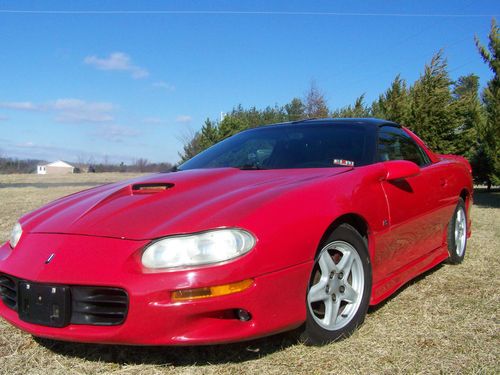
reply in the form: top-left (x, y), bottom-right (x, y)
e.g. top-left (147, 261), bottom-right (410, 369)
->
top-left (0, 174), bottom-right (498, 374)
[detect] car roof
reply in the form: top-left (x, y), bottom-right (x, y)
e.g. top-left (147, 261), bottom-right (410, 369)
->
top-left (247, 118), bottom-right (401, 131)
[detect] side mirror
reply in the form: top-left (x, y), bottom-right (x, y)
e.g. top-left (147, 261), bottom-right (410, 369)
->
top-left (383, 160), bottom-right (420, 181)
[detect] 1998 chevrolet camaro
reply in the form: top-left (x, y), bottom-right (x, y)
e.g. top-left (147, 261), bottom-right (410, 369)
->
top-left (0, 118), bottom-right (472, 345)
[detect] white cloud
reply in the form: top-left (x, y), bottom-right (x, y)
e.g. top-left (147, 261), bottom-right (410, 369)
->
top-left (0, 101), bottom-right (39, 111)
top-left (0, 115), bottom-right (9, 121)
top-left (175, 115), bottom-right (192, 124)
top-left (152, 81), bottom-right (175, 91)
top-left (84, 52), bottom-right (149, 79)
top-left (51, 99), bottom-right (115, 123)
top-left (142, 117), bottom-right (164, 125)
top-left (92, 124), bottom-right (141, 142)
top-left (0, 98), bottom-right (115, 124)
top-left (51, 99), bottom-right (112, 111)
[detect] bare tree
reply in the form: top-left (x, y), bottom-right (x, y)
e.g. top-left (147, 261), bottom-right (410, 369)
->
top-left (304, 80), bottom-right (329, 118)
top-left (135, 158), bottom-right (149, 173)
top-left (75, 154), bottom-right (88, 171)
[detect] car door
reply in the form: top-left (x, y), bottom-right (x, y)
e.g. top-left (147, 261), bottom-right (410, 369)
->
top-left (376, 125), bottom-right (445, 275)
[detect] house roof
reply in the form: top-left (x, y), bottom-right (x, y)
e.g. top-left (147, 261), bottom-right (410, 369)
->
top-left (40, 160), bottom-right (75, 168)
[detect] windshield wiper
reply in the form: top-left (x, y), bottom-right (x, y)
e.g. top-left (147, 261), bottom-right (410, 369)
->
top-left (162, 165), bottom-right (179, 173)
top-left (237, 164), bottom-right (268, 170)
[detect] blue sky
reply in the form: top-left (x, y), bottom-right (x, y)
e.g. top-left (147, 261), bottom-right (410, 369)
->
top-left (0, 1), bottom-right (499, 164)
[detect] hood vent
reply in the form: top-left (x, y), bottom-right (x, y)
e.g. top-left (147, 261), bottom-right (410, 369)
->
top-left (131, 183), bottom-right (174, 194)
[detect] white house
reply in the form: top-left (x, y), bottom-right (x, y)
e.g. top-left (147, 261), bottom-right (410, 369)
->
top-left (37, 160), bottom-right (75, 175)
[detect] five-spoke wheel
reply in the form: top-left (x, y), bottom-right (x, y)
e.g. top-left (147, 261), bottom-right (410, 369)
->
top-left (301, 224), bottom-right (371, 345)
top-left (307, 240), bottom-right (364, 331)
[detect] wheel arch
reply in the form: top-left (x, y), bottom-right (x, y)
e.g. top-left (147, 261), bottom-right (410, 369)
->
top-left (318, 213), bottom-right (372, 260)
top-left (459, 188), bottom-right (471, 214)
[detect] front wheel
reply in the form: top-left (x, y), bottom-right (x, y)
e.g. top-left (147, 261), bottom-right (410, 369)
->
top-left (447, 198), bottom-right (467, 264)
top-left (301, 224), bottom-right (371, 345)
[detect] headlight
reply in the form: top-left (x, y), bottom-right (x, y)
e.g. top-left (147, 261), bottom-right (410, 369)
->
top-left (9, 222), bottom-right (22, 249)
top-left (142, 228), bottom-right (256, 269)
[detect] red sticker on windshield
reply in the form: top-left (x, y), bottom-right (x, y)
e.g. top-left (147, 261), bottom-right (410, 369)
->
top-left (333, 159), bottom-right (354, 167)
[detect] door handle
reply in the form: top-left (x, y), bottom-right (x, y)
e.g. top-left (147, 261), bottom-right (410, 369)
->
top-left (440, 178), bottom-right (448, 187)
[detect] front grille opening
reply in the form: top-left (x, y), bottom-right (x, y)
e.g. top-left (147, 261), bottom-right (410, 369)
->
top-left (71, 287), bottom-right (128, 326)
top-left (0, 275), bottom-right (18, 310)
top-left (0, 274), bottom-right (128, 327)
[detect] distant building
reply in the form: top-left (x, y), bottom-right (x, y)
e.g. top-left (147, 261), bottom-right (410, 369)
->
top-left (37, 160), bottom-right (75, 175)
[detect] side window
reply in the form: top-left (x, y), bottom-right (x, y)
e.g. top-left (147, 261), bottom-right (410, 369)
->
top-left (378, 127), bottom-right (430, 167)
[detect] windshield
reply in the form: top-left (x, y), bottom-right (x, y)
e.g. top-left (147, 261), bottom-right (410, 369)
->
top-left (179, 124), bottom-right (375, 171)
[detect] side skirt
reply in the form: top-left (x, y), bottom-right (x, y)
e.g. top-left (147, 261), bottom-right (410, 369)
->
top-left (370, 245), bottom-right (449, 306)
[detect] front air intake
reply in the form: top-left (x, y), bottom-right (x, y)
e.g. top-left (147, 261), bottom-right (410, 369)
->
top-left (0, 274), bottom-right (128, 326)
top-left (71, 286), bottom-right (128, 326)
top-left (0, 275), bottom-right (18, 310)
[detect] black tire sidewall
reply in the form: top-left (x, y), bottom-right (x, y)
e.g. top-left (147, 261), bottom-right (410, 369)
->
top-left (447, 198), bottom-right (467, 264)
top-left (302, 224), bottom-right (372, 345)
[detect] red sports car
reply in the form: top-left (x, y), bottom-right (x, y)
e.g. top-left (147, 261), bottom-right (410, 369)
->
top-left (0, 118), bottom-right (472, 345)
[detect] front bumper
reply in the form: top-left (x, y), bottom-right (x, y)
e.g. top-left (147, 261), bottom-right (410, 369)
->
top-left (0, 233), bottom-right (311, 345)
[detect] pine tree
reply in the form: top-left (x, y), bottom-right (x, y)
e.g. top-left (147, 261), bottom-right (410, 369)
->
top-left (178, 132), bottom-right (203, 162)
top-left (451, 74), bottom-right (483, 159)
top-left (408, 50), bottom-right (457, 154)
top-left (371, 75), bottom-right (410, 124)
top-left (218, 114), bottom-right (247, 140)
top-left (199, 118), bottom-right (219, 150)
top-left (331, 95), bottom-right (371, 118)
top-left (261, 105), bottom-right (288, 125)
top-left (474, 19), bottom-right (500, 187)
top-left (285, 98), bottom-right (306, 121)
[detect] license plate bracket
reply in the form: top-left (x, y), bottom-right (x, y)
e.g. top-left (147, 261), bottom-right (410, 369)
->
top-left (18, 282), bottom-right (71, 327)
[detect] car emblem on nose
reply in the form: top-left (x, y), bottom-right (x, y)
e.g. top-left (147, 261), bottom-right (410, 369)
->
top-left (45, 253), bottom-right (55, 264)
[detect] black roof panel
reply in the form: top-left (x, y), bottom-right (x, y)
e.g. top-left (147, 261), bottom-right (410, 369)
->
top-left (290, 117), bottom-right (400, 127)
top-left (252, 118), bottom-right (401, 130)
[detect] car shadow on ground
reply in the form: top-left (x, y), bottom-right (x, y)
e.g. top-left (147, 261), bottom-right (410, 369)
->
top-left (34, 329), bottom-right (301, 366)
top-left (8, 184), bottom-right (495, 366)
top-left (473, 187), bottom-right (500, 209)
top-left (36, 188), bottom-right (484, 367)
top-left (35, 264), bottom-right (448, 366)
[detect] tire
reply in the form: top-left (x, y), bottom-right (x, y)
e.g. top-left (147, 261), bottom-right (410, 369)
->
top-left (447, 198), bottom-right (467, 264)
top-left (301, 224), bottom-right (372, 345)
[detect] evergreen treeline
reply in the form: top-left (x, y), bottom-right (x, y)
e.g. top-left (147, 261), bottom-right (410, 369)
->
top-left (180, 20), bottom-right (499, 189)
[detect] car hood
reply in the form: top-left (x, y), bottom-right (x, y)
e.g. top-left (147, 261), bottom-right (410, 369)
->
top-left (20, 167), bottom-right (351, 240)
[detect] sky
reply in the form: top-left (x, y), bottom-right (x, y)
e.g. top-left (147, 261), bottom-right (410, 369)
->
top-left (0, 1), bottom-right (499, 165)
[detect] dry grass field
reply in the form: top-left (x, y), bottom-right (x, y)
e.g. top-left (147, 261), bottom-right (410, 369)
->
top-left (0, 173), bottom-right (498, 374)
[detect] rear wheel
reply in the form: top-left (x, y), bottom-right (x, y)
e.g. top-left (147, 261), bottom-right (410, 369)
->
top-left (447, 198), bottom-right (467, 264)
top-left (301, 224), bottom-right (371, 345)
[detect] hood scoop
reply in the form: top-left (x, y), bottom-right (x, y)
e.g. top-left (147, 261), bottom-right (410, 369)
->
top-left (131, 182), bottom-right (174, 194)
